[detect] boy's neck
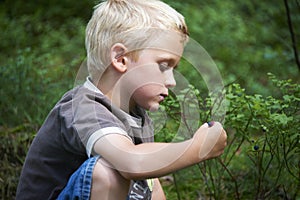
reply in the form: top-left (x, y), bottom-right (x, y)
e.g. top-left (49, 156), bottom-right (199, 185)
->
top-left (93, 69), bottom-right (136, 114)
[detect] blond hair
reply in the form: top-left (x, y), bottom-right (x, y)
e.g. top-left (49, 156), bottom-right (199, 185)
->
top-left (85, 0), bottom-right (189, 80)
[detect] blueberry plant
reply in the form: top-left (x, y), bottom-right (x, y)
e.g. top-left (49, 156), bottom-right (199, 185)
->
top-left (155, 73), bottom-right (300, 199)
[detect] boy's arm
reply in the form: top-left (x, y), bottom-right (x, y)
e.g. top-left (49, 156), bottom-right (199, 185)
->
top-left (93, 122), bottom-right (227, 180)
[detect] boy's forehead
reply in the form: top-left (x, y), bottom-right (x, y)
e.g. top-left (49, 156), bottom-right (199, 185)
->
top-left (132, 29), bottom-right (185, 57)
top-left (151, 32), bottom-right (184, 56)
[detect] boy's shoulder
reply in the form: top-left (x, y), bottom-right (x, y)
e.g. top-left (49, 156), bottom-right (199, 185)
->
top-left (58, 81), bottom-right (107, 106)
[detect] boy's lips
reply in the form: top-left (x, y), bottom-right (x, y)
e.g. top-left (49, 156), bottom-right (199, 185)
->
top-left (159, 93), bottom-right (168, 102)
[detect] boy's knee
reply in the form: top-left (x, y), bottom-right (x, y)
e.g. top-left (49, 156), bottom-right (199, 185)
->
top-left (92, 158), bottom-right (130, 196)
top-left (92, 160), bottom-right (112, 189)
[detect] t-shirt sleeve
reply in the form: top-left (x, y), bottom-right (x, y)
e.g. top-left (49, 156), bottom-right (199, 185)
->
top-left (66, 88), bottom-right (133, 157)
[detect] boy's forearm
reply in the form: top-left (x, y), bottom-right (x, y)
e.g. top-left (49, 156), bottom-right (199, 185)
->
top-left (122, 140), bottom-right (200, 179)
top-left (94, 122), bottom-right (226, 180)
top-left (94, 135), bottom-right (202, 180)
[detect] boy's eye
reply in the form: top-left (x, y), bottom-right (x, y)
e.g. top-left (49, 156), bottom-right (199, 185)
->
top-left (159, 63), bottom-right (170, 72)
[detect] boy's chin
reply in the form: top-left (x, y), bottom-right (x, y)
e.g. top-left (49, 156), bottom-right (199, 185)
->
top-left (148, 104), bottom-right (160, 112)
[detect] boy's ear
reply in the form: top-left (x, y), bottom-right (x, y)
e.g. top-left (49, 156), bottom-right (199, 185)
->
top-left (110, 43), bottom-right (128, 73)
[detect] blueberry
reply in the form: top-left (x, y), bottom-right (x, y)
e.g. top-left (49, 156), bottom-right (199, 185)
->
top-left (254, 145), bottom-right (259, 151)
top-left (207, 121), bottom-right (214, 127)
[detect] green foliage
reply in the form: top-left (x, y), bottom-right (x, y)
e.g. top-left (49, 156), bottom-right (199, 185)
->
top-left (165, 0), bottom-right (299, 95)
top-left (0, 1), bottom-right (87, 126)
top-left (155, 74), bottom-right (300, 199)
top-left (0, 48), bottom-right (80, 126)
top-left (0, 124), bottom-right (37, 199)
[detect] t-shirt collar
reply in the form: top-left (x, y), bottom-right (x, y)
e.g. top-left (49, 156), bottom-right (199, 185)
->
top-left (83, 77), bottom-right (142, 128)
top-left (84, 77), bottom-right (103, 94)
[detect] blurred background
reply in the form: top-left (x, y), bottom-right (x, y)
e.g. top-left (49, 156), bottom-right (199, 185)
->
top-left (1, 0), bottom-right (299, 126)
top-left (0, 0), bottom-right (299, 199)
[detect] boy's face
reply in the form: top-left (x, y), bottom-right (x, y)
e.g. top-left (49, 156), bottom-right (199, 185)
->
top-left (119, 33), bottom-right (184, 112)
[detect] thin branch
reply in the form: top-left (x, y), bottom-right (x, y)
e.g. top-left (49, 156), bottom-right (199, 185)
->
top-left (196, 162), bottom-right (213, 198)
top-left (284, 0), bottom-right (300, 71)
top-left (296, 0), bottom-right (300, 10)
top-left (172, 173), bottom-right (182, 200)
top-left (217, 158), bottom-right (240, 199)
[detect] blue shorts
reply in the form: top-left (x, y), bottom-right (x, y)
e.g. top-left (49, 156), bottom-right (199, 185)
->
top-left (57, 156), bottom-right (151, 200)
top-left (57, 156), bottom-right (99, 200)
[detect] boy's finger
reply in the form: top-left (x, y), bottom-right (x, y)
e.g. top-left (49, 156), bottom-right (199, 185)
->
top-left (207, 122), bottom-right (223, 134)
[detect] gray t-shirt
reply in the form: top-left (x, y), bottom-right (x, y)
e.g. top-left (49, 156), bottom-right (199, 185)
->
top-left (16, 79), bottom-right (154, 200)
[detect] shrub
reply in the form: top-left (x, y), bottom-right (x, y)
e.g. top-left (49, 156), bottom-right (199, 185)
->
top-left (155, 73), bottom-right (300, 199)
top-left (0, 124), bottom-right (37, 199)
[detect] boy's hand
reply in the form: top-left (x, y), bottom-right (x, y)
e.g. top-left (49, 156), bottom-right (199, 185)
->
top-left (193, 121), bottom-right (227, 161)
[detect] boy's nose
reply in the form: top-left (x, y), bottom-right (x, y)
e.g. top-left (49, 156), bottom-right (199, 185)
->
top-left (164, 71), bottom-right (176, 88)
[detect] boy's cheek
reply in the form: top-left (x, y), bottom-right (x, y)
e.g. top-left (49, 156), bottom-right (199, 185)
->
top-left (132, 84), bottom-right (162, 98)
top-left (122, 65), bottom-right (164, 88)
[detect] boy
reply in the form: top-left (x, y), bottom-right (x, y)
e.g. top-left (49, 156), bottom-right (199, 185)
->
top-left (16, 0), bottom-right (227, 199)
